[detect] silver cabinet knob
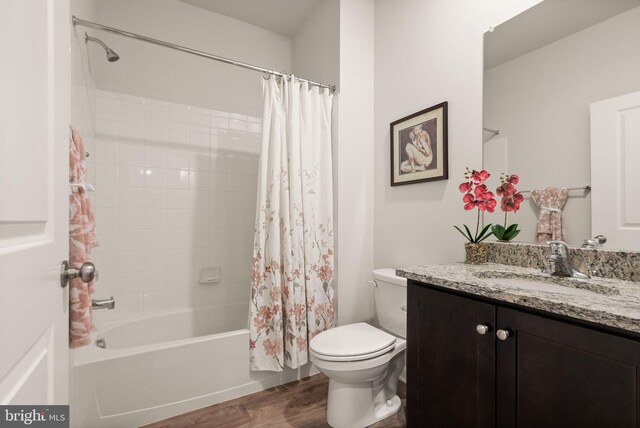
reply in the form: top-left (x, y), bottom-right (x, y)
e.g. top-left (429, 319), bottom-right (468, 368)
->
top-left (496, 329), bottom-right (510, 341)
top-left (60, 260), bottom-right (97, 288)
top-left (476, 324), bottom-right (490, 335)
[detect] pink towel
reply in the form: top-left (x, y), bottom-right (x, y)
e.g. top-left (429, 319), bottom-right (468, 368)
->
top-left (531, 187), bottom-right (569, 244)
top-left (69, 127), bottom-right (98, 348)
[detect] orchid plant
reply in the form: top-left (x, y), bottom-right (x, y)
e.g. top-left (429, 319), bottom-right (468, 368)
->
top-left (454, 168), bottom-right (496, 243)
top-left (492, 173), bottom-right (524, 241)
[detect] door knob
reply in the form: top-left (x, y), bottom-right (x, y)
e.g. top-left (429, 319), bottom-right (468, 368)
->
top-left (496, 329), bottom-right (510, 341)
top-left (60, 260), bottom-right (97, 288)
top-left (476, 324), bottom-right (490, 335)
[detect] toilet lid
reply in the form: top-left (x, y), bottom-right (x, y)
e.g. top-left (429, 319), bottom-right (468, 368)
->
top-left (310, 323), bottom-right (396, 359)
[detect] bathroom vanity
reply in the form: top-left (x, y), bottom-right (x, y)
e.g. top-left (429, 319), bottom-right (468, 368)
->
top-left (398, 262), bottom-right (640, 428)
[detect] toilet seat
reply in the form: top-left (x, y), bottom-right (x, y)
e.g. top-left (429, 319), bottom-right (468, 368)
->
top-left (310, 323), bottom-right (397, 362)
top-left (311, 342), bottom-right (397, 362)
top-left (310, 338), bottom-right (406, 373)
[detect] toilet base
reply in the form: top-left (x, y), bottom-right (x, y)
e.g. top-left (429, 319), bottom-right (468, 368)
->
top-left (326, 380), bottom-right (402, 428)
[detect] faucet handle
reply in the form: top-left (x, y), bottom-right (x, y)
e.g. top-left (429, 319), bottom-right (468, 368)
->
top-left (581, 235), bottom-right (607, 249)
top-left (594, 235), bottom-right (607, 244)
top-left (547, 240), bottom-right (569, 257)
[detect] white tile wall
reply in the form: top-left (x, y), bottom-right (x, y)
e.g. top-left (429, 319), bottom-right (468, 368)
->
top-left (90, 90), bottom-right (260, 325)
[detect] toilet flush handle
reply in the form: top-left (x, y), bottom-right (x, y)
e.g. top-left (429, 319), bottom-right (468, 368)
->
top-left (367, 280), bottom-right (377, 288)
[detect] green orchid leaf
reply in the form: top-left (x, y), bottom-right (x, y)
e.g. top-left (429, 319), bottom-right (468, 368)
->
top-left (454, 225), bottom-right (473, 242)
top-left (477, 229), bottom-right (495, 243)
top-left (492, 224), bottom-right (505, 234)
top-left (505, 224), bottom-right (518, 234)
top-left (476, 224), bottom-right (492, 242)
top-left (492, 224), bottom-right (505, 240)
top-left (463, 225), bottom-right (474, 241)
top-left (504, 229), bottom-right (521, 240)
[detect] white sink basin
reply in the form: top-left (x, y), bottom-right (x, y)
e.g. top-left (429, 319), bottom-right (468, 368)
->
top-left (488, 277), bottom-right (600, 296)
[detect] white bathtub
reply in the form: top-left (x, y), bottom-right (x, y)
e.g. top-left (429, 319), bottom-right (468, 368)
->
top-left (71, 305), bottom-right (318, 428)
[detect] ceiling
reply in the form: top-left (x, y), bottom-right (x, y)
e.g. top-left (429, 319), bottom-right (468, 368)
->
top-left (178, 0), bottom-right (323, 37)
top-left (484, 0), bottom-right (640, 70)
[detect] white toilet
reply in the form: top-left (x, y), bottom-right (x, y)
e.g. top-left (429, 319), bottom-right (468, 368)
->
top-left (309, 268), bottom-right (407, 428)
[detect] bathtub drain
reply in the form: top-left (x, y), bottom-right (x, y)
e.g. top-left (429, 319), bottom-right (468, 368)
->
top-left (96, 338), bottom-right (107, 349)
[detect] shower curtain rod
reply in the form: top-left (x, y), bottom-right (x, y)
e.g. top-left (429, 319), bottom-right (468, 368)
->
top-left (72, 16), bottom-right (336, 92)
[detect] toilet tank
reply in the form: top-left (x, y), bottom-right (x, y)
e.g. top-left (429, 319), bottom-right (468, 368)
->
top-left (372, 268), bottom-right (407, 338)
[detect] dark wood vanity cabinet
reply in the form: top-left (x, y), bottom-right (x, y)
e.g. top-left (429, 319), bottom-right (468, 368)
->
top-left (407, 281), bottom-right (640, 428)
top-left (406, 281), bottom-right (496, 427)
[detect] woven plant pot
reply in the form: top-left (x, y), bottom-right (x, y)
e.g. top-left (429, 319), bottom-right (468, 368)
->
top-left (465, 242), bottom-right (488, 264)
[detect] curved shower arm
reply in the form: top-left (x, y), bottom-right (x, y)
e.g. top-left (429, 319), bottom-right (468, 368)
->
top-left (85, 32), bottom-right (109, 50)
top-left (84, 32), bottom-right (120, 62)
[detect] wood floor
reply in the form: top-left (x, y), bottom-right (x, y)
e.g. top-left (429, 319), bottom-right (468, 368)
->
top-left (142, 374), bottom-right (406, 428)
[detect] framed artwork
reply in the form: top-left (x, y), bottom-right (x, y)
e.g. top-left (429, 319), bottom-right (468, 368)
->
top-left (390, 102), bottom-right (448, 186)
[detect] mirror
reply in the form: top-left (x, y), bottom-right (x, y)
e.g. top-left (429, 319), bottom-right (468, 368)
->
top-left (483, 0), bottom-right (640, 249)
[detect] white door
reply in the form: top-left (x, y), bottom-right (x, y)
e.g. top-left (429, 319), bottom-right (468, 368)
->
top-left (591, 91), bottom-right (640, 251)
top-left (0, 0), bottom-right (71, 404)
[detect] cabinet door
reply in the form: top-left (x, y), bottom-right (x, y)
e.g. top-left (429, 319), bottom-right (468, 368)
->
top-left (497, 307), bottom-right (640, 428)
top-left (407, 283), bottom-right (496, 428)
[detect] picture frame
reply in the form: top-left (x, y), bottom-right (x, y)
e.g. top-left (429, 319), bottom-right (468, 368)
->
top-left (390, 102), bottom-right (448, 186)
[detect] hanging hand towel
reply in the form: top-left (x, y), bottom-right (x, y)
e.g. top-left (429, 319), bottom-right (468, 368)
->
top-left (69, 127), bottom-right (98, 348)
top-left (531, 187), bottom-right (569, 244)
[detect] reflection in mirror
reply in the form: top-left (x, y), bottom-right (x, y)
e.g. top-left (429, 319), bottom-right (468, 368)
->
top-left (483, 0), bottom-right (640, 250)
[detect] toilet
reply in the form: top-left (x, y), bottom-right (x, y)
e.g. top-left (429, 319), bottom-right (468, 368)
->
top-left (309, 268), bottom-right (407, 428)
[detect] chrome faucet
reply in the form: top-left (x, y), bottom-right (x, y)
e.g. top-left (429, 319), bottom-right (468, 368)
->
top-left (544, 241), bottom-right (590, 279)
top-left (581, 234), bottom-right (607, 249)
top-left (92, 297), bottom-right (115, 310)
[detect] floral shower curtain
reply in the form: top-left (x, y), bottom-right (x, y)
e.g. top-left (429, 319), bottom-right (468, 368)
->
top-left (250, 77), bottom-right (335, 371)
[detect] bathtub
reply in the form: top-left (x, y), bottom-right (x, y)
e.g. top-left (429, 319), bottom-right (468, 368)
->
top-left (71, 304), bottom-right (318, 428)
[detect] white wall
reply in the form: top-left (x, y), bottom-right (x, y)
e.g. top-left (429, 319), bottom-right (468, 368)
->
top-left (292, 0), bottom-right (340, 88)
top-left (373, 0), bottom-right (542, 269)
top-left (484, 6), bottom-right (640, 245)
top-left (337, 0), bottom-right (375, 325)
top-left (88, 0), bottom-right (291, 116)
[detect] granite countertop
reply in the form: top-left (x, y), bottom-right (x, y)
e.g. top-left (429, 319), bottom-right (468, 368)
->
top-left (397, 263), bottom-right (640, 334)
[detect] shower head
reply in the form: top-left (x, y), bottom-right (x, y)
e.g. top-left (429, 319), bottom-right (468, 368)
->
top-left (105, 48), bottom-right (120, 62)
top-left (85, 32), bottom-right (120, 62)
top-left (105, 47), bottom-right (120, 62)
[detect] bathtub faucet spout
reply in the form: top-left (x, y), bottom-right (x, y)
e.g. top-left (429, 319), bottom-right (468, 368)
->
top-left (92, 297), bottom-right (115, 310)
